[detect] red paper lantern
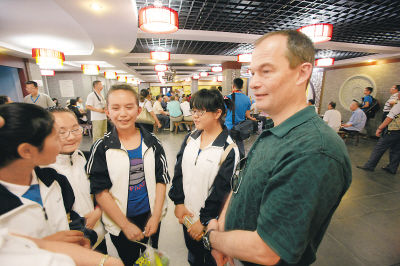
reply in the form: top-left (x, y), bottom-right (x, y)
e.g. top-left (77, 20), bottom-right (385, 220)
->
top-left (297, 23), bottom-right (333, 43)
top-left (315, 58), bottom-right (335, 67)
top-left (139, 5), bottom-right (178, 34)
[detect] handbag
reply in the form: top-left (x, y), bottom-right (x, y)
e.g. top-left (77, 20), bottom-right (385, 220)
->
top-left (230, 93), bottom-right (253, 140)
top-left (137, 100), bottom-right (156, 125)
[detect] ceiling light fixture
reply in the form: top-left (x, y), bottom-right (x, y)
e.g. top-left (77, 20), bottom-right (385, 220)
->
top-left (237, 54), bottom-right (252, 63)
top-left (32, 48), bottom-right (65, 69)
top-left (157, 71), bottom-right (165, 77)
top-left (138, 2), bottom-right (179, 34)
top-left (154, 64), bottom-right (168, 72)
top-left (297, 23), bottom-right (333, 43)
top-left (217, 76), bottom-right (223, 82)
top-left (315, 58), bottom-right (334, 67)
top-left (40, 70), bottom-right (55, 76)
top-left (192, 74), bottom-right (200, 80)
top-left (90, 2), bottom-right (103, 11)
top-left (81, 64), bottom-right (100, 75)
top-left (104, 71), bottom-right (117, 79)
top-left (150, 51), bottom-right (170, 61)
top-left (211, 66), bottom-right (223, 72)
top-left (200, 72), bottom-right (209, 77)
top-left (117, 76), bottom-right (127, 82)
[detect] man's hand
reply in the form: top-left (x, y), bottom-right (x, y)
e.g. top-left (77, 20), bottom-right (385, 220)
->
top-left (43, 230), bottom-right (90, 248)
top-left (187, 220), bottom-right (204, 241)
top-left (85, 207), bottom-right (102, 229)
top-left (376, 128), bottom-right (383, 137)
top-left (174, 204), bottom-right (193, 224)
top-left (121, 222), bottom-right (144, 241)
top-left (144, 215), bottom-right (160, 237)
top-left (212, 249), bottom-right (232, 266)
top-left (156, 121), bottom-right (162, 128)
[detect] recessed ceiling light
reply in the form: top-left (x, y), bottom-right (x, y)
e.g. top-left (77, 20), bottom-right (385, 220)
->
top-left (90, 2), bottom-right (103, 11)
top-left (367, 59), bottom-right (376, 63)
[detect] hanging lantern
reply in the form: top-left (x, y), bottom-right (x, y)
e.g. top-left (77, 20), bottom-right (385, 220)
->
top-left (81, 64), bottom-right (100, 75)
top-left (150, 51), bottom-right (170, 61)
top-left (32, 48), bottom-right (65, 69)
top-left (138, 3), bottom-right (179, 34)
top-left (211, 66), bottom-right (222, 72)
top-left (157, 71), bottom-right (165, 77)
top-left (237, 54), bottom-right (252, 63)
top-left (315, 58), bottom-right (335, 67)
top-left (217, 76), bottom-right (223, 82)
top-left (200, 72), bottom-right (209, 77)
top-left (40, 69), bottom-right (55, 76)
top-left (117, 76), bottom-right (127, 82)
top-left (297, 23), bottom-right (333, 43)
top-left (154, 64), bottom-right (168, 72)
top-left (192, 74), bottom-right (200, 80)
top-left (104, 71), bottom-right (117, 79)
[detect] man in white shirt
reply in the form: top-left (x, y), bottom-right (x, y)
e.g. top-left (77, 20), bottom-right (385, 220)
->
top-left (85, 81), bottom-right (107, 143)
top-left (382, 85), bottom-right (399, 121)
top-left (23, 81), bottom-right (55, 108)
top-left (180, 96), bottom-right (192, 131)
top-left (323, 101), bottom-right (342, 132)
top-left (153, 95), bottom-right (170, 129)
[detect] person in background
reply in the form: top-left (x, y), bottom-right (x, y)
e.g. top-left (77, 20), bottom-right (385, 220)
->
top-left (323, 101), bottom-right (342, 132)
top-left (86, 81), bottom-right (107, 143)
top-left (161, 95), bottom-right (169, 111)
top-left (169, 89), bottom-right (240, 266)
top-left (341, 101), bottom-right (367, 133)
top-left (0, 103), bottom-right (89, 248)
top-left (224, 78), bottom-right (256, 157)
top-left (138, 89), bottom-right (161, 133)
top-left (67, 99), bottom-right (84, 124)
top-left (205, 30), bottom-right (351, 266)
top-left (76, 97), bottom-right (85, 112)
top-left (180, 96), bottom-right (193, 131)
top-left (357, 92), bottom-right (400, 174)
top-left (23, 81), bottom-right (55, 108)
top-left (47, 107), bottom-right (105, 249)
top-left (153, 95), bottom-right (170, 129)
top-left (167, 95), bottom-right (184, 132)
top-left (52, 98), bottom-right (59, 107)
top-left (0, 95), bottom-right (12, 105)
top-left (382, 85), bottom-right (399, 121)
top-left (361, 86), bottom-right (373, 112)
top-left (308, 99), bottom-right (318, 113)
top-left (87, 84), bottom-right (170, 265)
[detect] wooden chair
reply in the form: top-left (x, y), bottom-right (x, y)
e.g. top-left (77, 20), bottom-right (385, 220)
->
top-left (174, 121), bottom-right (194, 134)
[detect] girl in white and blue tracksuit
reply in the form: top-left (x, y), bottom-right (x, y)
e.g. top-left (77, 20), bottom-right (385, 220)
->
top-left (169, 89), bottom-right (240, 266)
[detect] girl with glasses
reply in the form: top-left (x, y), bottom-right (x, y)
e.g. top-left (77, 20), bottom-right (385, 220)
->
top-left (0, 103), bottom-right (90, 248)
top-left (169, 89), bottom-right (240, 266)
top-left (47, 107), bottom-right (105, 249)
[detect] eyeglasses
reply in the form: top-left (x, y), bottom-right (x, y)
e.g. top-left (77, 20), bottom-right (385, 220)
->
top-left (231, 157), bottom-right (247, 193)
top-left (59, 127), bottom-right (83, 139)
top-left (189, 109), bottom-right (206, 116)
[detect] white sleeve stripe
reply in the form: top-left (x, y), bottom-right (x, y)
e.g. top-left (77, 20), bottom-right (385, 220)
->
top-left (86, 139), bottom-right (103, 174)
top-left (160, 154), bottom-right (169, 183)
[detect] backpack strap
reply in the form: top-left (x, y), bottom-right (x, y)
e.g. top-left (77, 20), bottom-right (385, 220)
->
top-left (219, 142), bottom-right (237, 166)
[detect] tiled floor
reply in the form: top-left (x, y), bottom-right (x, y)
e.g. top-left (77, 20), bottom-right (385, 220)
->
top-left (81, 131), bottom-right (400, 266)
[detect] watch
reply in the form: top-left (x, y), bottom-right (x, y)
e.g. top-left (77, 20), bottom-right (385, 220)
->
top-left (202, 229), bottom-right (215, 251)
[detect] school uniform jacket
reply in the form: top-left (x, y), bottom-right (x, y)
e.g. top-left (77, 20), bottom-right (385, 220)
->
top-left (87, 125), bottom-right (170, 236)
top-left (0, 167), bottom-right (75, 238)
top-left (49, 150), bottom-right (105, 243)
top-left (169, 128), bottom-right (240, 225)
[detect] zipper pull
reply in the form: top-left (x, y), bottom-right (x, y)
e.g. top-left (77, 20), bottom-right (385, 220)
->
top-left (43, 207), bottom-right (48, 220)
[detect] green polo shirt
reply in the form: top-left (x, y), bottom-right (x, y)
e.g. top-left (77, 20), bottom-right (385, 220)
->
top-left (225, 106), bottom-right (352, 266)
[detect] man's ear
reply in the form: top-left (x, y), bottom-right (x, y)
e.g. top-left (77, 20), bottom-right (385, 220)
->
top-left (137, 106), bottom-right (142, 115)
top-left (296, 62), bottom-right (313, 86)
top-left (17, 143), bottom-right (37, 160)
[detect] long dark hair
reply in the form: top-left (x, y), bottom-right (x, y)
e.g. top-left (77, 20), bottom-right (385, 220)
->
top-left (0, 103), bottom-right (54, 167)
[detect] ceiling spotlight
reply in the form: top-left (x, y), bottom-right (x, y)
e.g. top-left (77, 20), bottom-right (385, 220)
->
top-left (192, 74), bottom-right (200, 80)
top-left (90, 2), bottom-right (103, 11)
top-left (150, 51), bottom-right (170, 61)
top-left (211, 66), bottom-right (222, 72)
top-left (200, 72), bottom-right (208, 77)
top-left (154, 64), bottom-right (168, 72)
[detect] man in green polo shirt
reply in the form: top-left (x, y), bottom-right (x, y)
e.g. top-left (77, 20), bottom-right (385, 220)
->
top-left (202, 30), bottom-right (352, 266)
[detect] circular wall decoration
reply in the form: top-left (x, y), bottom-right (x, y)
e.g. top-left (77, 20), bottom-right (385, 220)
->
top-left (339, 74), bottom-right (376, 110)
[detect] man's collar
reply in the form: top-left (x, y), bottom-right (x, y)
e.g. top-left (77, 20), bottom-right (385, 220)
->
top-left (269, 106), bottom-right (318, 138)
